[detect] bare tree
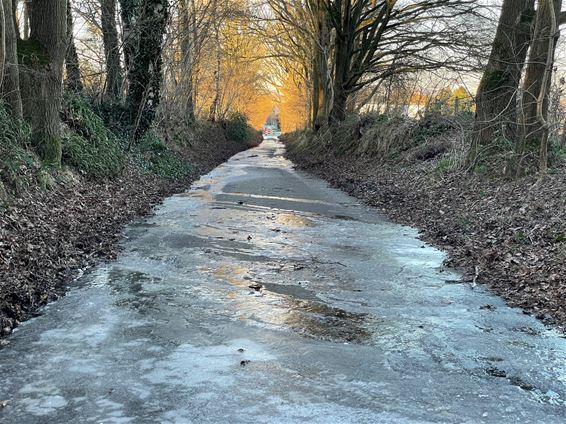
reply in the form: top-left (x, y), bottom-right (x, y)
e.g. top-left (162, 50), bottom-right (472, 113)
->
top-left (101, 0), bottom-right (122, 101)
top-left (1, 0), bottom-right (22, 118)
top-left (470, 0), bottom-right (534, 163)
top-left (517, 0), bottom-right (562, 173)
top-left (66, 0), bottom-right (83, 92)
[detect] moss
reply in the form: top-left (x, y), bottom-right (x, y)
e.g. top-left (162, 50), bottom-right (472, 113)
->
top-left (32, 131), bottom-right (62, 168)
top-left (37, 168), bottom-right (55, 191)
top-left (17, 38), bottom-right (49, 67)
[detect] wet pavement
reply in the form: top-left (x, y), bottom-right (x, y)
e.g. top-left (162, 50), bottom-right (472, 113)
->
top-left (1, 140), bottom-right (566, 423)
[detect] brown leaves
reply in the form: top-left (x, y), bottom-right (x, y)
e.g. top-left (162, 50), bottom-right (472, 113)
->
top-left (287, 139), bottom-right (566, 331)
top-left (0, 129), bottom-right (252, 334)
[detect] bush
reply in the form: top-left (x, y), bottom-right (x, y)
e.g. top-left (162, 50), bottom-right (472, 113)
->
top-left (225, 112), bottom-right (250, 142)
top-left (61, 93), bottom-right (125, 178)
top-left (137, 129), bottom-right (192, 179)
top-left (0, 103), bottom-right (37, 195)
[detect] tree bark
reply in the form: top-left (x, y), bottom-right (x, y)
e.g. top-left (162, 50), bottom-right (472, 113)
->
top-left (311, 0), bottom-right (331, 130)
top-left (519, 0), bottom-right (562, 148)
top-left (101, 0), bottom-right (122, 101)
top-left (119, 0), bottom-right (140, 95)
top-left (125, 0), bottom-right (168, 138)
top-left (65, 0), bottom-right (83, 92)
top-left (469, 0), bottom-right (534, 162)
top-left (208, 3), bottom-right (220, 122)
top-left (0, 1), bottom-right (5, 89)
top-left (23, 0), bottom-right (67, 166)
top-left (0, 0), bottom-right (22, 118)
top-left (330, 26), bottom-right (351, 124)
top-left (23, 0), bottom-right (30, 39)
top-left (179, 0), bottom-right (194, 121)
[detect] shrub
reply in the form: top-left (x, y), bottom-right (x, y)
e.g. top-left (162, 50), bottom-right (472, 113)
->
top-left (137, 129), bottom-right (192, 179)
top-left (61, 93), bottom-right (125, 178)
top-left (225, 112), bottom-right (250, 142)
top-left (0, 103), bottom-right (37, 195)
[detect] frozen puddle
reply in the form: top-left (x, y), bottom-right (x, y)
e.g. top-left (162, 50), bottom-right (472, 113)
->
top-left (1, 140), bottom-right (565, 423)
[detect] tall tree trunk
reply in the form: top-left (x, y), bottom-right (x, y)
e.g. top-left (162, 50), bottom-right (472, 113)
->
top-left (330, 22), bottom-right (350, 124)
top-left (65, 0), bottom-right (83, 92)
top-left (101, 0), bottom-right (122, 102)
top-left (179, 0), bottom-right (194, 121)
top-left (23, 0), bottom-right (30, 39)
top-left (328, 1), bottom-right (354, 125)
top-left (311, 0), bottom-right (331, 130)
top-left (125, 0), bottom-right (168, 138)
top-left (119, 0), bottom-right (141, 96)
top-left (23, 0), bottom-right (67, 166)
top-left (0, 1), bottom-right (5, 89)
top-left (1, 0), bottom-right (22, 118)
top-left (518, 0), bottom-right (561, 154)
top-left (9, 0), bottom-right (16, 39)
top-left (208, 13), bottom-right (220, 122)
top-left (469, 0), bottom-right (535, 163)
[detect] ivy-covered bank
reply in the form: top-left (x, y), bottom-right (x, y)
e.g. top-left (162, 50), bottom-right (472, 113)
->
top-left (0, 95), bottom-right (260, 339)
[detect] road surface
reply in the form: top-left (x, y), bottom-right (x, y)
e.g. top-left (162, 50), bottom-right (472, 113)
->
top-left (1, 140), bottom-right (565, 423)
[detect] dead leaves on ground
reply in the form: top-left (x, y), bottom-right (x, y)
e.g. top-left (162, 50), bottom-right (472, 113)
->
top-left (287, 146), bottom-right (566, 330)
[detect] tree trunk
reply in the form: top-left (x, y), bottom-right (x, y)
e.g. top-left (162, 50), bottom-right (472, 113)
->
top-left (328, 1), bottom-right (354, 125)
top-left (179, 0), bottom-right (194, 121)
top-left (125, 0), bottom-right (168, 138)
top-left (9, 0), bottom-right (16, 40)
top-left (119, 0), bottom-right (141, 96)
top-left (101, 0), bottom-right (122, 102)
top-left (330, 88), bottom-right (348, 123)
top-left (1, 0), bottom-right (22, 118)
top-left (23, 0), bottom-right (67, 166)
top-left (518, 0), bottom-right (561, 149)
top-left (65, 0), bottom-right (83, 92)
top-left (23, 0), bottom-right (30, 39)
top-left (329, 36), bottom-right (350, 124)
top-left (311, 0), bottom-right (331, 130)
top-left (0, 1), bottom-right (5, 90)
top-left (469, 0), bottom-right (534, 162)
top-left (208, 13), bottom-right (220, 122)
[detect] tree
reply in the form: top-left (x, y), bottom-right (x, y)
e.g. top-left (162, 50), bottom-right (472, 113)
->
top-left (470, 0), bottom-right (534, 163)
top-left (0, 0), bottom-right (23, 118)
top-left (179, 0), bottom-right (195, 120)
top-left (65, 0), bottom-right (83, 92)
top-left (22, 0), bottom-right (67, 166)
top-left (119, 0), bottom-right (141, 91)
top-left (124, 0), bottom-right (169, 138)
top-left (517, 0), bottom-right (562, 173)
top-left (267, 0), bottom-right (483, 128)
top-left (102, 0), bottom-right (122, 101)
top-left (0, 1), bottom-right (4, 88)
top-left (323, 0), bottom-right (482, 123)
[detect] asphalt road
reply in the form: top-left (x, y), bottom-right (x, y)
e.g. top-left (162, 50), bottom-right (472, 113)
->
top-left (1, 140), bottom-right (565, 423)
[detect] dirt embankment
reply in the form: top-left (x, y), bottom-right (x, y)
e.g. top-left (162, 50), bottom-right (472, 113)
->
top-left (285, 138), bottom-right (566, 331)
top-left (0, 129), bottom-right (259, 339)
